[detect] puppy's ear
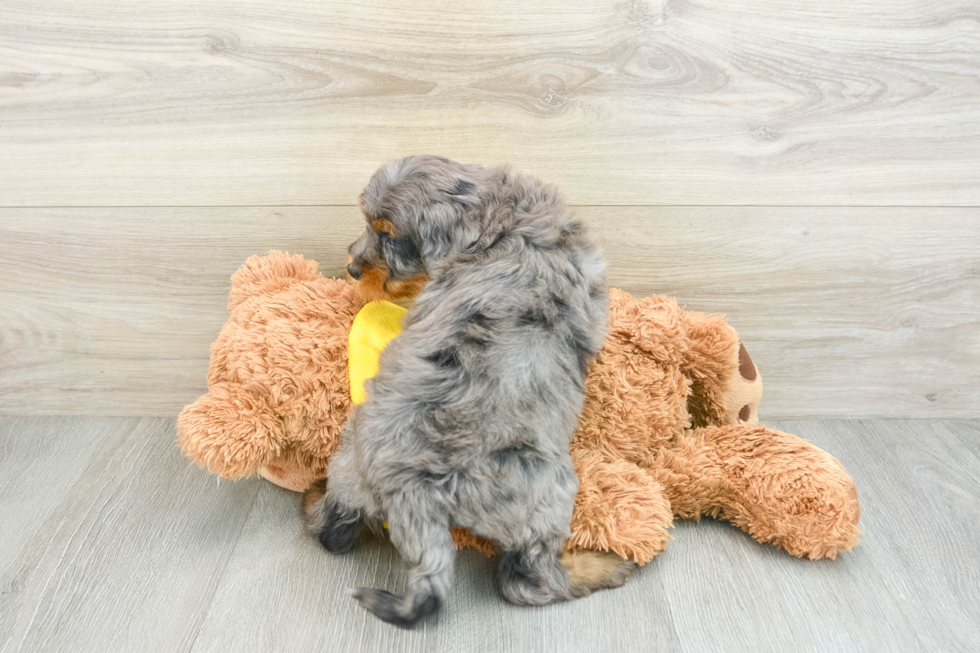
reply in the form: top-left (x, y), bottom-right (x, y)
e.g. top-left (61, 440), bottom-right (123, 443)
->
top-left (418, 202), bottom-right (468, 261)
top-left (446, 177), bottom-right (478, 205)
top-left (361, 158), bottom-right (415, 219)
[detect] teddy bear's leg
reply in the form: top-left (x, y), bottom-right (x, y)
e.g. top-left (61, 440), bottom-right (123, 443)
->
top-left (566, 451), bottom-right (674, 565)
top-left (177, 383), bottom-right (287, 479)
top-left (682, 311), bottom-right (763, 428)
top-left (652, 425), bottom-right (861, 559)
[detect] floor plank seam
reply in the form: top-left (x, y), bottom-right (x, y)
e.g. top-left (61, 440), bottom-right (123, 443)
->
top-left (183, 483), bottom-right (263, 653)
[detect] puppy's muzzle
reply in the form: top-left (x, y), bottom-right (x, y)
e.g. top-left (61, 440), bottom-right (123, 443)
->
top-left (347, 263), bottom-right (363, 280)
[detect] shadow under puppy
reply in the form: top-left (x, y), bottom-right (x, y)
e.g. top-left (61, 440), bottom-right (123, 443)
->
top-left (303, 155), bottom-right (634, 627)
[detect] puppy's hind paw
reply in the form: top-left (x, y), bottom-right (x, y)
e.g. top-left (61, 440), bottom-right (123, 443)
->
top-left (301, 480), bottom-right (364, 554)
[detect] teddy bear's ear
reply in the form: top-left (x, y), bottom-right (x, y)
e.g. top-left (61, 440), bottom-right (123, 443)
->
top-left (607, 289), bottom-right (688, 368)
top-left (228, 251), bottom-right (321, 310)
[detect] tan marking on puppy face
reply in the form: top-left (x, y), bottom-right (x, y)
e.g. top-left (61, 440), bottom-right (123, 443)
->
top-left (384, 273), bottom-right (429, 300)
top-left (353, 265), bottom-right (428, 302)
top-left (355, 264), bottom-right (391, 302)
top-left (371, 219), bottom-right (396, 236)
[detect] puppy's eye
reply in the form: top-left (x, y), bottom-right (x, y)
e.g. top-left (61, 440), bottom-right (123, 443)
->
top-left (379, 232), bottom-right (394, 253)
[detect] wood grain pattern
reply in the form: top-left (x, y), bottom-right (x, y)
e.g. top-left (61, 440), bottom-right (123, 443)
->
top-left (1, 0), bottom-right (978, 205)
top-left (941, 419), bottom-right (980, 460)
top-left (0, 417), bottom-right (122, 647)
top-left (772, 419), bottom-right (980, 652)
top-left (0, 208), bottom-right (362, 415)
top-left (0, 417), bottom-right (262, 653)
top-left (2, 206), bottom-right (977, 418)
top-left (4, 418), bottom-right (979, 651)
top-left (190, 482), bottom-right (682, 653)
top-left (188, 419), bottom-right (980, 652)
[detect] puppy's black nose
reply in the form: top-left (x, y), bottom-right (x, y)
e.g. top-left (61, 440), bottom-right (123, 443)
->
top-left (347, 263), bottom-right (362, 280)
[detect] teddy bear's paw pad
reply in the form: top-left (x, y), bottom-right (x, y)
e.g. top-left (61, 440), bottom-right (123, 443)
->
top-left (724, 342), bottom-right (763, 426)
top-left (738, 404), bottom-right (753, 422)
top-left (738, 343), bottom-right (758, 381)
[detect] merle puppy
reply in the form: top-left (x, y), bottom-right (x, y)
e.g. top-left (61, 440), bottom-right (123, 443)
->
top-left (304, 155), bottom-right (631, 627)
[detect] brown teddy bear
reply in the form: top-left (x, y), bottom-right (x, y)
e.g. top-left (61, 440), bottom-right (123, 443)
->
top-left (178, 251), bottom-right (861, 564)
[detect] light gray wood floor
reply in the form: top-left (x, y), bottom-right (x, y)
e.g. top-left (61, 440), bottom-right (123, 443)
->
top-left (1, 417), bottom-right (978, 652)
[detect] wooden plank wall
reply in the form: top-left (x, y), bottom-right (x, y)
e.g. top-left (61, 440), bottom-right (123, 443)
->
top-left (1, 0), bottom-right (978, 417)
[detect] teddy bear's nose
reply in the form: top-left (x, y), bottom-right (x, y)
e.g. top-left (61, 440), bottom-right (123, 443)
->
top-left (347, 263), bottom-right (362, 280)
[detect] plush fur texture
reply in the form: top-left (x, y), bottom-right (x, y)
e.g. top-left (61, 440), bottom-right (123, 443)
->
top-left (310, 156), bottom-right (611, 626)
top-left (178, 255), bottom-right (862, 618)
top-left (177, 253), bottom-right (359, 493)
top-left (562, 290), bottom-right (859, 562)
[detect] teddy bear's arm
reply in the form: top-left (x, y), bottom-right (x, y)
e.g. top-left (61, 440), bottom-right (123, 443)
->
top-left (177, 383), bottom-right (287, 479)
top-left (651, 425), bottom-right (861, 559)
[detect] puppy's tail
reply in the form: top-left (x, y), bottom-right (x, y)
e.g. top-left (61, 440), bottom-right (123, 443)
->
top-left (353, 511), bottom-right (456, 629)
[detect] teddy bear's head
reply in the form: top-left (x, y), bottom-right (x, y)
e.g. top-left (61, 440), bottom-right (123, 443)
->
top-left (178, 252), bottom-right (363, 490)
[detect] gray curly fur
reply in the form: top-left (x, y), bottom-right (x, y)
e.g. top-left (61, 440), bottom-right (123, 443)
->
top-left (311, 155), bottom-right (608, 628)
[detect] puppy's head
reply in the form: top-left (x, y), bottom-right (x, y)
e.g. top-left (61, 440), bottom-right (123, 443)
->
top-left (348, 155), bottom-right (489, 302)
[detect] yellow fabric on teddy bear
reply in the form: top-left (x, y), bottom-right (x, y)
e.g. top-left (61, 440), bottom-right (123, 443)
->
top-left (348, 300), bottom-right (407, 406)
top-left (347, 299), bottom-right (408, 533)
